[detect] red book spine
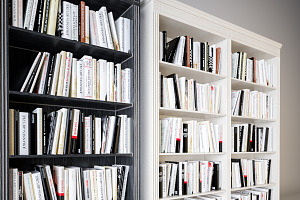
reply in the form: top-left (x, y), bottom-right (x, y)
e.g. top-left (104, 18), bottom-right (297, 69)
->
top-left (80, 1), bottom-right (85, 43)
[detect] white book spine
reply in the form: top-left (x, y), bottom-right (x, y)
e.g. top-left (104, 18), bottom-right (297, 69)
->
top-left (46, 0), bottom-right (59, 35)
top-left (89, 170), bottom-right (97, 200)
top-left (99, 59), bottom-right (107, 101)
top-left (68, 168), bottom-right (77, 200)
top-left (50, 54), bottom-right (62, 95)
top-left (84, 116), bottom-right (92, 154)
top-left (23, 0), bottom-right (33, 29)
top-left (18, 112), bottom-right (29, 155)
top-left (108, 12), bottom-right (120, 51)
top-left (173, 36), bottom-right (185, 66)
top-left (53, 166), bottom-right (64, 198)
top-left (57, 108), bottom-right (68, 154)
top-left (123, 18), bottom-right (130, 53)
top-left (96, 61), bottom-right (101, 100)
top-left (109, 62), bottom-right (115, 101)
top-left (82, 56), bottom-right (93, 99)
top-left (126, 118), bottom-right (131, 153)
top-left (105, 168), bottom-right (113, 199)
top-left (71, 4), bottom-right (78, 41)
top-left (37, 53), bottom-right (50, 94)
top-left (45, 165), bottom-right (57, 200)
top-left (62, 1), bottom-right (71, 39)
top-left (12, 169), bottom-right (19, 200)
top-left (111, 167), bottom-right (118, 200)
top-left (64, 169), bottom-right (69, 199)
top-left (96, 169), bottom-right (106, 200)
top-left (70, 58), bottom-right (77, 97)
top-left (116, 64), bottom-right (122, 102)
top-left (100, 7), bottom-right (114, 49)
top-left (77, 60), bottom-right (84, 98)
top-left (94, 117), bottom-right (102, 154)
top-left (62, 52), bottom-right (73, 97)
top-left (51, 111), bottom-right (62, 155)
top-left (20, 52), bottom-right (42, 92)
top-left (23, 173), bottom-right (34, 199)
top-left (83, 171), bottom-right (91, 200)
top-left (31, 172), bottom-right (46, 200)
top-left (92, 59), bottom-right (97, 99)
top-left (33, 108), bottom-right (43, 155)
top-left (117, 115), bottom-right (127, 153)
top-left (56, 51), bottom-right (67, 96)
top-left (115, 17), bottom-right (124, 52)
top-left (12, 0), bottom-right (18, 27)
top-left (95, 11), bottom-right (107, 48)
top-left (89, 11), bottom-right (99, 46)
top-left (28, 0), bottom-right (38, 30)
top-left (85, 6), bottom-right (90, 43)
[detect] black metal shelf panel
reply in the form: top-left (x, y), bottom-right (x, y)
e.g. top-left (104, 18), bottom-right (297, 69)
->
top-left (9, 91), bottom-right (133, 111)
top-left (9, 26), bottom-right (132, 63)
top-left (9, 153), bottom-right (133, 159)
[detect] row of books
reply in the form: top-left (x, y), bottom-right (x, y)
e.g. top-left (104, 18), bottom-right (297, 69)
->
top-left (232, 52), bottom-right (275, 87)
top-left (159, 31), bottom-right (222, 75)
top-left (9, 108), bottom-right (131, 156)
top-left (185, 195), bottom-right (222, 200)
top-left (161, 73), bottom-right (221, 113)
top-left (159, 161), bottom-right (222, 198)
top-left (231, 90), bottom-right (273, 119)
top-left (9, 164), bottom-right (129, 200)
top-left (11, 0), bottom-right (131, 52)
top-left (160, 118), bottom-right (223, 153)
top-left (231, 159), bottom-right (271, 189)
top-left (20, 51), bottom-right (132, 103)
top-left (231, 188), bottom-right (273, 200)
top-left (231, 124), bottom-right (273, 152)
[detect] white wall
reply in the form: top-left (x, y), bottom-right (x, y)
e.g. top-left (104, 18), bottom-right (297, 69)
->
top-left (177, 0), bottom-right (300, 197)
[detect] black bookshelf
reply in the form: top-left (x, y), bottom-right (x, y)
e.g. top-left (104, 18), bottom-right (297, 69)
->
top-left (9, 91), bottom-right (133, 111)
top-left (1, 0), bottom-right (139, 199)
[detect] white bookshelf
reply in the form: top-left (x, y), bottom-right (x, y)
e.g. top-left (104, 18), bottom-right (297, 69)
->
top-left (140, 0), bottom-right (281, 199)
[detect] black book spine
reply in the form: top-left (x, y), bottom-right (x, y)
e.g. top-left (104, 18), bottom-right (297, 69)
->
top-left (182, 124), bottom-right (188, 153)
top-left (14, 110), bottom-right (19, 155)
top-left (92, 116), bottom-right (95, 154)
top-left (113, 117), bottom-right (121, 154)
top-left (109, 116), bottom-right (118, 153)
top-left (236, 52), bottom-right (241, 79)
top-left (251, 125), bottom-right (256, 152)
top-left (252, 160), bottom-right (256, 185)
top-left (46, 112), bottom-right (56, 154)
top-left (247, 124), bottom-right (251, 152)
top-left (43, 112), bottom-right (47, 155)
top-left (238, 90), bottom-right (244, 116)
top-left (35, 165), bottom-right (50, 200)
top-left (68, 110), bottom-right (77, 154)
top-left (193, 80), bottom-right (197, 111)
top-left (183, 36), bottom-right (187, 66)
top-left (77, 112), bottom-right (84, 154)
top-left (208, 45), bottom-right (213, 72)
top-left (212, 163), bottom-right (220, 190)
top-left (28, 113), bottom-right (32, 155)
top-left (162, 31), bottom-right (167, 62)
top-left (206, 43), bottom-right (209, 72)
top-left (24, 54), bottom-right (43, 93)
top-left (166, 74), bottom-right (181, 109)
top-left (43, 0), bottom-right (51, 33)
top-left (36, 0), bottom-right (45, 32)
top-left (234, 127), bottom-right (237, 152)
top-left (265, 127), bottom-right (269, 152)
top-left (239, 126), bottom-right (244, 152)
top-left (189, 38), bottom-right (193, 68)
top-left (63, 109), bottom-right (71, 154)
top-left (182, 163), bottom-right (187, 195)
top-left (166, 37), bottom-right (180, 63)
top-left (56, 0), bottom-right (63, 37)
top-left (117, 166), bottom-right (123, 199)
top-left (219, 137), bottom-right (222, 152)
top-left (46, 54), bottom-right (56, 95)
top-left (201, 42), bottom-right (205, 71)
top-left (159, 166), bottom-right (163, 198)
top-left (267, 159), bottom-right (271, 184)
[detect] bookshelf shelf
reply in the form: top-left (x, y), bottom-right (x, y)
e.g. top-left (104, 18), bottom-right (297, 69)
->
top-left (9, 153), bottom-right (133, 159)
top-left (159, 153), bottom-right (225, 156)
top-left (159, 190), bottom-right (226, 200)
top-left (160, 61), bottom-right (226, 83)
top-left (231, 152), bottom-right (276, 155)
top-left (140, 0), bottom-right (281, 199)
top-left (9, 26), bottom-right (132, 64)
top-left (160, 107), bottom-right (226, 119)
top-left (9, 91), bottom-right (133, 111)
top-left (231, 183), bottom-right (276, 192)
top-left (231, 78), bottom-right (277, 92)
top-left (231, 115), bottom-right (276, 123)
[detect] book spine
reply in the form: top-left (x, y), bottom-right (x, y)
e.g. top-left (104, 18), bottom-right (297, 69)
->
top-left (80, 1), bottom-right (85, 43)
top-left (43, 0), bottom-right (51, 33)
top-left (100, 7), bottom-right (113, 49)
top-left (46, 55), bottom-right (56, 95)
top-left (28, 0), bottom-right (38, 31)
top-left (62, 1), bottom-right (71, 39)
top-left (24, 0), bottom-right (34, 29)
top-left (92, 59), bottom-right (97, 99)
top-left (85, 5), bottom-right (90, 43)
top-left (123, 18), bottom-right (130, 53)
top-left (37, 53), bottom-right (50, 94)
top-left (71, 4), bottom-right (79, 41)
top-left (84, 116), bottom-right (92, 154)
top-left (18, 112), bottom-right (30, 155)
top-left (62, 52), bottom-right (73, 97)
top-left (95, 11), bottom-right (107, 48)
top-left (44, 165), bottom-right (57, 200)
top-left (55, 0), bottom-right (63, 37)
top-left (108, 12), bottom-right (120, 50)
top-left (12, 0), bottom-right (18, 27)
top-left (9, 109), bottom-right (15, 155)
top-left (115, 17), bottom-right (124, 52)
top-left (47, 0), bottom-right (59, 35)
top-left (68, 109), bottom-right (80, 154)
top-left (57, 109), bottom-right (68, 155)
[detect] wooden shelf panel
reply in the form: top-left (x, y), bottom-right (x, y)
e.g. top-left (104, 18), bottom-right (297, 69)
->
top-left (160, 153), bottom-right (225, 156)
top-left (160, 61), bottom-right (226, 83)
top-left (160, 107), bottom-right (226, 119)
top-left (9, 26), bottom-right (132, 64)
top-left (231, 115), bottom-right (276, 123)
top-left (231, 78), bottom-right (277, 92)
top-left (231, 183), bottom-right (276, 192)
top-left (9, 91), bottom-right (133, 111)
top-left (159, 190), bottom-right (225, 200)
top-left (231, 152), bottom-right (276, 155)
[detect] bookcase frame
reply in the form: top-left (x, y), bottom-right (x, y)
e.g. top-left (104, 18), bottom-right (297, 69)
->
top-left (0, 0), bottom-right (140, 199)
top-left (140, 0), bottom-right (281, 199)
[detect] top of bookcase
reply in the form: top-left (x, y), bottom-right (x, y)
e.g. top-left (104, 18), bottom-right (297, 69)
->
top-left (143, 0), bottom-right (282, 56)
